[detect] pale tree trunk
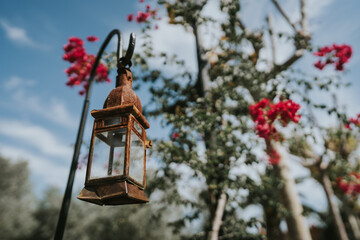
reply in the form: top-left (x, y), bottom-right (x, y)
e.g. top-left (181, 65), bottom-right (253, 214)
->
top-left (348, 213), bottom-right (360, 239)
top-left (208, 191), bottom-right (227, 240)
top-left (193, 10), bottom-right (227, 240)
top-left (272, 144), bottom-right (312, 240)
top-left (320, 171), bottom-right (349, 240)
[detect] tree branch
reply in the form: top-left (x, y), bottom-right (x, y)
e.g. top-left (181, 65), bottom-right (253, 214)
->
top-left (272, 49), bottom-right (304, 73)
top-left (300, 0), bottom-right (308, 35)
top-left (237, 18), bottom-right (263, 65)
top-left (273, 143), bottom-right (312, 240)
top-left (209, 191), bottom-right (227, 240)
top-left (321, 172), bottom-right (350, 240)
top-left (301, 149), bottom-right (349, 240)
top-left (267, 14), bottom-right (277, 67)
top-left (238, 18), bottom-right (249, 35)
top-left (193, 22), bottom-right (211, 97)
top-left (271, 0), bottom-right (297, 32)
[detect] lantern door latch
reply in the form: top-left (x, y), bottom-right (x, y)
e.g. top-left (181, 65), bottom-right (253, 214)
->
top-left (145, 140), bottom-right (152, 148)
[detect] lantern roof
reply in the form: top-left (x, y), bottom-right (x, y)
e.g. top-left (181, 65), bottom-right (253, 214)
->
top-left (91, 104), bottom-right (150, 129)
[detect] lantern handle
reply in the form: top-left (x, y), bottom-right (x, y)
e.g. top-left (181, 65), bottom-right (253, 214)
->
top-left (119, 33), bottom-right (136, 68)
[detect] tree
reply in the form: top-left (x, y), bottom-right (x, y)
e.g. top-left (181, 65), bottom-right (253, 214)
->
top-left (131, 0), bottom-right (313, 239)
top-left (62, 0), bottom-right (359, 239)
top-left (0, 155), bottom-right (36, 240)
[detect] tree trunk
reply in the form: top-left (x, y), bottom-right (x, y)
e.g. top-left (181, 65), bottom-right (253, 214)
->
top-left (208, 191), bottom-right (227, 240)
top-left (340, 194), bottom-right (360, 239)
top-left (193, 23), bottom-right (211, 97)
top-left (348, 214), bottom-right (360, 240)
top-left (193, 15), bottom-right (227, 240)
top-left (320, 172), bottom-right (349, 240)
top-left (264, 205), bottom-right (284, 240)
top-left (272, 144), bottom-right (312, 240)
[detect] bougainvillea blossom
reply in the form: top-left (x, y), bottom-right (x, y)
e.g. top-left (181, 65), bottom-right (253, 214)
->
top-left (127, 14), bottom-right (134, 22)
top-left (86, 36), bottom-right (99, 42)
top-left (336, 172), bottom-right (360, 197)
top-left (172, 132), bottom-right (179, 140)
top-left (136, 11), bottom-right (150, 23)
top-left (126, 2), bottom-right (161, 29)
top-left (249, 98), bottom-right (301, 140)
top-left (249, 98), bottom-right (301, 164)
top-left (313, 44), bottom-right (352, 71)
top-left (63, 36), bottom-right (110, 95)
top-left (266, 144), bottom-right (281, 165)
top-left (345, 113), bottom-right (360, 129)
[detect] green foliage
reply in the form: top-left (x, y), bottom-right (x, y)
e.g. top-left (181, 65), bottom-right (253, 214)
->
top-left (0, 155), bottom-right (36, 240)
top-left (127, 0), bottom-right (360, 238)
top-left (0, 154), bottom-right (179, 240)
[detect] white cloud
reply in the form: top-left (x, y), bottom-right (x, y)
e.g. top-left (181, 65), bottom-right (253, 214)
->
top-left (0, 19), bottom-right (47, 49)
top-left (0, 144), bottom-right (68, 186)
top-left (0, 119), bottom-right (72, 159)
top-left (149, 21), bottom-right (197, 73)
top-left (4, 76), bottom-right (35, 90)
top-left (9, 83), bottom-right (77, 129)
top-left (307, 0), bottom-right (334, 20)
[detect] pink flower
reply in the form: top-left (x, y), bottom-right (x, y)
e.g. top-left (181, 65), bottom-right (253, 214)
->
top-left (68, 37), bottom-right (83, 46)
top-left (136, 11), bottom-right (150, 23)
top-left (313, 44), bottom-right (352, 71)
top-left (63, 36), bottom-right (111, 96)
top-left (314, 60), bottom-right (326, 70)
top-left (335, 61), bottom-right (344, 71)
top-left (172, 132), bottom-right (179, 140)
top-left (333, 44), bottom-right (352, 63)
top-left (249, 98), bottom-right (300, 141)
top-left (266, 146), bottom-right (281, 165)
top-left (127, 14), bottom-right (134, 22)
top-left (86, 36), bottom-right (99, 42)
top-left (336, 177), bottom-right (351, 194)
top-left (344, 113), bottom-right (360, 129)
top-left (313, 46), bottom-right (332, 56)
top-left (139, 0), bottom-right (144, 2)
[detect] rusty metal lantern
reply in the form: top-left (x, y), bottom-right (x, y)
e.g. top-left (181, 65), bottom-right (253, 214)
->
top-left (78, 60), bottom-right (152, 205)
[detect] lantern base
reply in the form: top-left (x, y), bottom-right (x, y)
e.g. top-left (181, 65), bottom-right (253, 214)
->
top-left (77, 181), bottom-right (149, 205)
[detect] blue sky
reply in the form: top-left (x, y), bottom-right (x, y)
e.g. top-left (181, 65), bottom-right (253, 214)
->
top-left (0, 0), bottom-right (359, 211)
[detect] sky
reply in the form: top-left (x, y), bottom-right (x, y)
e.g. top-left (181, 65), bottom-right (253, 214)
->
top-left (0, 0), bottom-right (359, 218)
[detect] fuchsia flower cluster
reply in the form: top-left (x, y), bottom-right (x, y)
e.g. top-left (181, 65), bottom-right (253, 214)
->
top-left (63, 36), bottom-right (110, 95)
top-left (249, 98), bottom-right (301, 164)
top-left (172, 132), bottom-right (179, 140)
top-left (127, 0), bottom-right (160, 29)
top-left (336, 172), bottom-right (360, 197)
top-left (314, 44), bottom-right (352, 71)
top-left (249, 98), bottom-right (301, 140)
top-left (344, 113), bottom-right (360, 129)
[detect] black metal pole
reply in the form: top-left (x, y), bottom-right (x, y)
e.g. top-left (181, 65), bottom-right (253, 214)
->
top-left (54, 29), bottom-right (123, 240)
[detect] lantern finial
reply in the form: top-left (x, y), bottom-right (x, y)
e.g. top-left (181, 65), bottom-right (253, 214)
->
top-left (103, 65), bottom-right (142, 112)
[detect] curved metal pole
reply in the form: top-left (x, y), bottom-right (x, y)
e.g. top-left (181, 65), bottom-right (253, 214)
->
top-left (54, 29), bottom-right (129, 240)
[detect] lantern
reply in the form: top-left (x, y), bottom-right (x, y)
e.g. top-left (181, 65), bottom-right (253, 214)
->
top-left (78, 64), bottom-right (151, 205)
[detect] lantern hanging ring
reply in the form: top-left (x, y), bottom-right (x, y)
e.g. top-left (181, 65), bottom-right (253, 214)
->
top-left (119, 33), bottom-right (136, 68)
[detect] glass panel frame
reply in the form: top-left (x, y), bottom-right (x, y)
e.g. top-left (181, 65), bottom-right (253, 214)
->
top-left (129, 129), bottom-right (145, 186)
top-left (86, 114), bottom-right (147, 188)
top-left (86, 125), bottom-right (128, 183)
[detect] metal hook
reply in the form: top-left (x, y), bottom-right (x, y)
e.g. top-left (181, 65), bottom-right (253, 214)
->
top-left (119, 33), bottom-right (136, 68)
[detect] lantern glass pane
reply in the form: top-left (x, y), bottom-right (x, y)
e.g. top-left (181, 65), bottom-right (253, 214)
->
top-left (129, 131), bottom-right (144, 184)
top-left (104, 116), bottom-right (128, 127)
top-left (134, 120), bottom-right (142, 134)
top-left (90, 128), bottom-right (127, 179)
